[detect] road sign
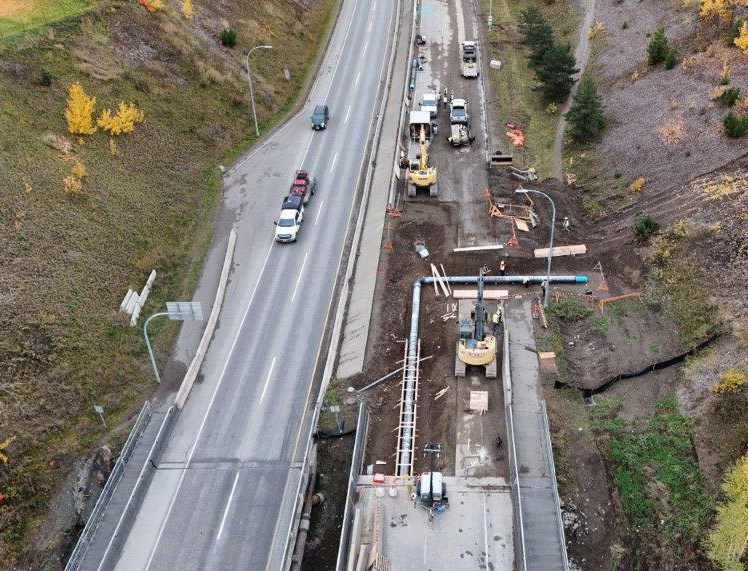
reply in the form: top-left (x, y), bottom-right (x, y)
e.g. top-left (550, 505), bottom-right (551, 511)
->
top-left (166, 301), bottom-right (203, 321)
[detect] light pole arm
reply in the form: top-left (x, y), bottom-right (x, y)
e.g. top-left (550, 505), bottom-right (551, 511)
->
top-left (144, 312), bottom-right (169, 384)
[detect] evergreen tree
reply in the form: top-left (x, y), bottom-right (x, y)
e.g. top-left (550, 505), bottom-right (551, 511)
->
top-left (647, 26), bottom-right (669, 66)
top-left (534, 43), bottom-right (578, 103)
top-left (565, 75), bottom-right (605, 142)
top-left (529, 22), bottom-right (557, 69)
top-left (519, 6), bottom-right (544, 42)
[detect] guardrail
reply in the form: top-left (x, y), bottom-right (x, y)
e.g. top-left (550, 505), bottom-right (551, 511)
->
top-left (503, 330), bottom-right (528, 571)
top-left (540, 399), bottom-right (570, 570)
top-left (65, 401), bottom-right (152, 571)
top-left (335, 403), bottom-right (369, 571)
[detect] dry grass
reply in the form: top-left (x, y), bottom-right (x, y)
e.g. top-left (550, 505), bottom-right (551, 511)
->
top-left (480, 0), bottom-right (579, 178)
top-left (0, 0), bottom-right (338, 561)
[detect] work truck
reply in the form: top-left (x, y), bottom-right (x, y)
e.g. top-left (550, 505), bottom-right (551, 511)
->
top-left (419, 91), bottom-right (439, 118)
top-left (461, 41), bottom-right (479, 78)
top-left (450, 98), bottom-right (469, 124)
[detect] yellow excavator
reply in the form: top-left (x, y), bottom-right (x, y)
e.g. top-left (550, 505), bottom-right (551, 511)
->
top-left (455, 268), bottom-right (498, 378)
top-left (408, 125), bottom-right (437, 197)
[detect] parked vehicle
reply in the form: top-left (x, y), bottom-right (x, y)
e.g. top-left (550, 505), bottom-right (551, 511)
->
top-left (311, 104), bottom-right (329, 130)
top-left (450, 98), bottom-right (469, 124)
top-left (274, 195), bottom-right (304, 242)
top-left (419, 91), bottom-right (439, 118)
top-left (448, 123), bottom-right (475, 147)
top-left (461, 41), bottom-right (479, 78)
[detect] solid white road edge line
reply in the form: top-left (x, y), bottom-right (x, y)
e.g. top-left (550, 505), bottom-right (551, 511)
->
top-left (216, 472), bottom-right (241, 540)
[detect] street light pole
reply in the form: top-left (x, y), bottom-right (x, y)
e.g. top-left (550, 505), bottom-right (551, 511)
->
top-left (245, 45), bottom-right (273, 138)
top-left (515, 188), bottom-right (556, 308)
top-left (143, 312), bottom-right (169, 384)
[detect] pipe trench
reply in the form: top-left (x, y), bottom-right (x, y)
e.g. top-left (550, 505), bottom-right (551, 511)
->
top-left (396, 274), bottom-right (588, 476)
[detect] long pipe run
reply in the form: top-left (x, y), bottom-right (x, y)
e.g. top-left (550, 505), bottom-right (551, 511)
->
top-left (397, 274), bottom-right (588, 476)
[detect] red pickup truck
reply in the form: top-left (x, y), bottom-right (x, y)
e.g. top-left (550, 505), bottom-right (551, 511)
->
top-left (289, 170), bottom-right (317, 204)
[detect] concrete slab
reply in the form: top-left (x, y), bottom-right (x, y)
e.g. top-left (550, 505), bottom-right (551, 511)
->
top-left (505, 300), bottom-right (567, 570)
top-left (351, 478), bottom-right (513, 571)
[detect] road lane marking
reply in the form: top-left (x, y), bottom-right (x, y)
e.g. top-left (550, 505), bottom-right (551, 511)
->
top-left (355, 71), bottom-right (361, 87)
top-left (369, 21), bottom-right (373, 32)
top-left (315, 201), bottom-right (325, 225)
top-left (321, 0), bottom-right (360, 104)
top-left (270, 0), bottom-right (397, 564)
top-left (345, 105), bottom-right (351, 124)
top-left (363, 40), bottom-right (368, 55)
top-left (145, 239), bottom-right (275, 570)
top-left (291, 253), bottom-right (309, 303)
top-left (260, 357), bottom-right (277, 403)
top-left (329, 152), bottom-right (338, 173)
top-left (217, 472), bottom-right (240, 540)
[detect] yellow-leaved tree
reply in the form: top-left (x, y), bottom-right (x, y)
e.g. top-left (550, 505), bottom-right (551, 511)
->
top-left (139, 0), bottom-right (163, 12)
top-left (706, 454), bottom-right (748, 571)
top-left (65, 82), bottom-right (97, 135)
top-left (0, 435), bottom-right (16, 464)
top-left (97, 102), bottom-right (145, 136)
top-left (700, 0), bottom-right (731, 20)
top-left (64, 160), bottom-right (86, 196)
top-left (182, 0), bottom-right (193, 19)
top-left (735, 22), bottom-right (748, 54)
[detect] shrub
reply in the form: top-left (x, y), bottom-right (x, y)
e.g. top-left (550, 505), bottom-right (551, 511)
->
top-left (647, 26), bottom-right (669, 66)
top-left (220, 28), bottom-right (237, 48)
top-left (723, 112), bottom-right (748, 138)
top-left (736, 21), bottom-right (748, 54)
top-left (65, 82), bottom-right (97, 136)
top-left (664, 48), bottom-right (677, 70)
top-left (718, 87), bottom-right (740, 107)
top-left (634, 215), bottom-right (659, 242)
top-left (712, 368), bottom-right (746, 395)
top-left (720, 61), bottom-right (730, 85)
top-left (97, 101), bottom-right (145, 135)
top-left (547, 297), bottom-right (593, 321)
top-left (39, 68), bottom-right (52, 86)
top-left (629, 176), bottom-right (645, 193)
top-left (621, 21), bottom-right (629, 29)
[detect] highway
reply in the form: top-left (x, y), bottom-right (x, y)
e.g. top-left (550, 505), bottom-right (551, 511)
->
top-left (84, 0), bottom-right (397, 568)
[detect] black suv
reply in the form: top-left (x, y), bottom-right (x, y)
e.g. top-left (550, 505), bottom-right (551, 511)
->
top-left (311, 104), bottom-right (329, 130)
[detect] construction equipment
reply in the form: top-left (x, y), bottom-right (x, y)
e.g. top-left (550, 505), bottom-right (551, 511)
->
top-left (448, 123), bottom-right (475, 147)
top-left (455, 269), bottom-right (498, 378)
top-left (408, 124), bottom-right (437, 197)
top-left (507, 166), bottom-right (538, 182)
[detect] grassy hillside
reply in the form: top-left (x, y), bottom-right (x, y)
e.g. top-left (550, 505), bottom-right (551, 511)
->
top-left (0, 0), bottom-right (337, 562)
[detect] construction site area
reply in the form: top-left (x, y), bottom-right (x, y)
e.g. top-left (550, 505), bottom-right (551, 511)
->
top-left (301, 0), bottom-right (748, 568)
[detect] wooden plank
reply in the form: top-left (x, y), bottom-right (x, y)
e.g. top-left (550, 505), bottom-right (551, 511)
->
top-left (534, 244), bottom-right (587, 258)
top-left (452, 244), bottom-right (504, 252)
top-left (452, 288), bottom-right (509, 299)
top-left (515, 218), bottom-right (530, 232)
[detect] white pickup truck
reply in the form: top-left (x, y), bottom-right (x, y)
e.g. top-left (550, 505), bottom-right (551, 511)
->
top-left (274, 195), bottom-right (304, 242)
top-left (461, 41), bottom-right (479, 78)
top-left (450, 98), bottom-right (469, 125)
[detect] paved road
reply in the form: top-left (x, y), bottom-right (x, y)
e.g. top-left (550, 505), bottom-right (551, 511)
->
top-left (81, 0), bottom-right (397, 569)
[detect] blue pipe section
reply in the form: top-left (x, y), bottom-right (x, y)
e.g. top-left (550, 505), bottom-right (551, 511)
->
top-left (396, 274), bottom-right (588, 476)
